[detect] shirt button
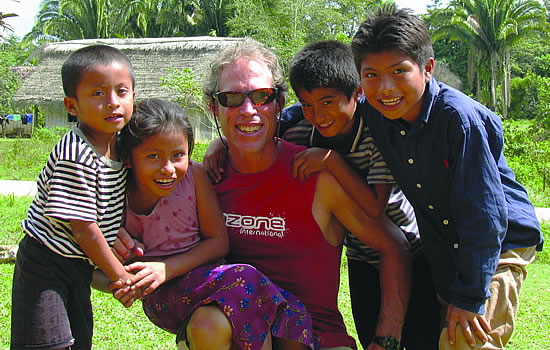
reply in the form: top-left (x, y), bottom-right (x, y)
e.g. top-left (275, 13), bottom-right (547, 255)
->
top-left (443, 219), bottom-right (449, 225)
top-left (416, 183), bottom-right (422, 189)
top-left (408, 158), bottom-right (414, 164)
top-left (400, 130), bottom-right (406, 136)
top-left (428, 205), bottom-right (434, 210)
top-left (453, 243), bottom-right (459, 249)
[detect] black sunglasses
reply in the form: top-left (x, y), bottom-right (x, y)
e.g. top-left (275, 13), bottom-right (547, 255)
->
top-left (213, 88), bottom-right (279, 108)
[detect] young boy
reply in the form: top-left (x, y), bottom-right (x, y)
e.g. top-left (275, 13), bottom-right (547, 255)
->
top-left (284, 40), bottom-right (440, 350)
top-left (351, 5), bottom-right (544, 349)
top-left (11, 45), bottom-right (135, 350)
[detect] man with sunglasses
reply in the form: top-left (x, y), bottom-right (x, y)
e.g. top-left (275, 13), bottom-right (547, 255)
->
top-left (200, 38), bottom-right (410, 350)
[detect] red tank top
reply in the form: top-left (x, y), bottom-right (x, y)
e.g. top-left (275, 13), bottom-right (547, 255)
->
top-left (214, 140), bottom-right (356, 349)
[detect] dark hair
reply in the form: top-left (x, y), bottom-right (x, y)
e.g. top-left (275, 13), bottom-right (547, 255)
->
top-left (61, 44), bottom-right (135, 98)
top-left (289, 40), bottom-right (360, 100)
top-left (118, 98), bottom-right (194, 163)
top-left (351, 4), bottom-right (434, 72)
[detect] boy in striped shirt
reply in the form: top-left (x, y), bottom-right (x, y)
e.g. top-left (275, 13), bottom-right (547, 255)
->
top-left (11, 45), bottom-right (135, 350)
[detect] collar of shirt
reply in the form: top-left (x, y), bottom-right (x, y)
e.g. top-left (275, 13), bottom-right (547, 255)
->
top-left (310, 110), bottom-right (363, 153)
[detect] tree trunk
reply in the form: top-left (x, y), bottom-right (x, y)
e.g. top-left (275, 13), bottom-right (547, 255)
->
top-left (490, 55), bottom-right (498, 110)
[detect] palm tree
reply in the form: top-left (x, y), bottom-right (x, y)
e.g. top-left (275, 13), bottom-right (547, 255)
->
top-left (118, 0), bottom-right (187, 38)
top-left (191, 0), bottom-right (232, 36)
top-left (0, 12), bottom-right (17, 38)
top-left (24, 0), bottom-right (113, 41)
top-left (116, 0), bottom-right (229, 38)
top-left (432, 0), bottom-right (547, 117)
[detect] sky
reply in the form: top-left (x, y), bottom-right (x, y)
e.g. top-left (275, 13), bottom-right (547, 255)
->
top-left (2, 0), bottom-right (41, 39)
top-left (2, 0), bottom-right (435, 39)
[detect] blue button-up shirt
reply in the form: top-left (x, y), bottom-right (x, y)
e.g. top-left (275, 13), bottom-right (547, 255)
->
top-left (359, 78), bottom-right (543, 314)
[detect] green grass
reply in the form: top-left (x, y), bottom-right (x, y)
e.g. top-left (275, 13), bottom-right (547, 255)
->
top-left (0, 128), bottom-right (68, 181)
top-left (0, 195), bottom-right (31, 245)
top-left (506, 264), bottom-right (550, 350)
top-left (2, 256), bottom-right (549, 349)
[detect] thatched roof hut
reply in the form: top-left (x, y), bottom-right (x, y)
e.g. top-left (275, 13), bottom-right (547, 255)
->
top-left (13, 37), bottom-right (245, 141)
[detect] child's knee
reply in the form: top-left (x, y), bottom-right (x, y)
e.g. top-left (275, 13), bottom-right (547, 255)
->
top-left (187, 305), bottom-right (232, 349)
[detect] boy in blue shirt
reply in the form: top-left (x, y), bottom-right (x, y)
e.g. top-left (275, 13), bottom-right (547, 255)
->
top-left (351, 4), bottom-right (543, 349)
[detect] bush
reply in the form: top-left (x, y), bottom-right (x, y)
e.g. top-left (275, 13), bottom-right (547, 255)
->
top-left (509, 75), bottom-right (538, 120)
top-left (32, 126), bottom-right (69, 143)
top-left (503, 119), bottom-right (550, 207)
top-left (536, 221), bottom-right (550, 264)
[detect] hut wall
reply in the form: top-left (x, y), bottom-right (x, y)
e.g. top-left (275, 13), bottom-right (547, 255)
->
top-left (187, 109), bottom-right (216, 143)
top-left (2, 120), bottom-right (33, 138)
top-left (13, 37), bottom-right (243, 143)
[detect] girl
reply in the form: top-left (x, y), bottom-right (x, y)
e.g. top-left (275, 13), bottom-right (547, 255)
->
top-left (112, 98), bottom-right (318, 350)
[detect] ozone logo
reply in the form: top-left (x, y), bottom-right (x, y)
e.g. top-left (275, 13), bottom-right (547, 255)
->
top-left (223, 213), bottom-right (285, 231)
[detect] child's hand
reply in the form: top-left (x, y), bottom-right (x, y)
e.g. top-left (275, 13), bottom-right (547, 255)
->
top-left (111, 284), bottom-right (143, 308)
top-left (292, 147), bottom-right (333, 181)
top-left (203, 138), bottom-right (228, 183)
top-left (112, 227), bottom-right (144, 263)
top-left (445, 304), bottom-right (491, 347)
top-left (124, 261), bottom-right (167, 297)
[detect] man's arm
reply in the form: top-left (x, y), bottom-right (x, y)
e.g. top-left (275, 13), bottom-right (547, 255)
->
top-left (203, 137), bottom-right (228, 183)
top-left (313, 171), bottom-right (410, 346)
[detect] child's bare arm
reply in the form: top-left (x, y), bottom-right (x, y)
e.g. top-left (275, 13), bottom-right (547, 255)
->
top-left (71, 220), bottom-right (133, 285)
top-left (203, 137), bottom-right (228, 183)
top-left (293, 147), bottom-right (391, 217)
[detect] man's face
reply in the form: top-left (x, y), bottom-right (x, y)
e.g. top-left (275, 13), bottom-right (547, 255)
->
top-left (214, 58), bottom-right (280, 156)
top-left (297, 87), bottom-right (360, 138)
top-left (359, 50), bottom-right (433, 123)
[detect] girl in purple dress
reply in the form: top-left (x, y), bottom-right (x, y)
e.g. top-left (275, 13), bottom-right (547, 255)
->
top-left (111, 98), bottom-right (317, 350)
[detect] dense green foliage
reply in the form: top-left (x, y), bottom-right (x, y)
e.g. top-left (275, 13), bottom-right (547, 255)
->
top-left (160, 67), bottom-right (208, 115)
top-left (0, 37), bottom-right (36, 115)
top-left (503, 120), bottom-right (550, 207)
top-left (430, 0), bottom-right (547, 117)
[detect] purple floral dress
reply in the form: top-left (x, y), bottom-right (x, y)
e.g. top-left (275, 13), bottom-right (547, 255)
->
top-left (142, 263), bottom-right (319, 350)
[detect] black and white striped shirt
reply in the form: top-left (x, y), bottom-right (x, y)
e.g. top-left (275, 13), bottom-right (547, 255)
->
top-left (284, 115), bottom-right (422, 265)
top-left (22, 126), bottom-right (127, 265)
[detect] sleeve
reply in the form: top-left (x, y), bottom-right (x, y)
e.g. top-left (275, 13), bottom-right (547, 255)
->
top-left (44, 158), bottom-right (99, 223)
top-left (449, 120), bottom-right (507, 314)
top-left (365, 138), bottom-right (397, 185)
top-left (279, 102), bottom-right (305, 137)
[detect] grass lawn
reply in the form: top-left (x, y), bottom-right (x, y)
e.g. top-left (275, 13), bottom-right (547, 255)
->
top-left (1, 259), bottom-right (549, 349)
